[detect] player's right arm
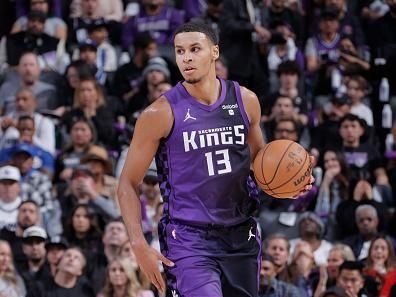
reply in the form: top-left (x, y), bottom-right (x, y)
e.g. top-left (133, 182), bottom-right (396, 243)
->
top-left (117, 96), bottom-right (174, 294)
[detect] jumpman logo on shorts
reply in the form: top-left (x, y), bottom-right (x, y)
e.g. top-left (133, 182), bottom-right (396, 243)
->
top-left (248, 227), bottom-right (256, 241)
top-left (183, 108), bottom-right (197, 122)
top-left (171, 289), bottom-right (179, 297)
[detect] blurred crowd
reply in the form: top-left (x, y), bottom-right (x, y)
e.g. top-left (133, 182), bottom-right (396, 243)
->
top-left (0, 0), bottom-right (396, 296)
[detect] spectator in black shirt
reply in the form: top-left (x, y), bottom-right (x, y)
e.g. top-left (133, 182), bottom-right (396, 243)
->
top-left (0, 200), bottom-right (40, 267)
top-left (17, 226), bottom-right (51, 292)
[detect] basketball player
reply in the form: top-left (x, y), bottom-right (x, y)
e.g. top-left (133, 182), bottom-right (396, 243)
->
top-left (118, 22), bottom-right (313, 297)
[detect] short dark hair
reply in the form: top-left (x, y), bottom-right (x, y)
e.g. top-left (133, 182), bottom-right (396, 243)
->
top-left (339, 113), bottom-right (365, 128)
top-left (19, 199), bottom-right (39, 209)
top-left (339, 261), bottom-right (364, 275)
top-left (18, 115), bottom-right (35, 125)
top-left (174, 22), bottom-right (219, 45)
top-left (277, 61), bottom-right (301, 77)
top-left (134, 32), bottom-right (156, 50)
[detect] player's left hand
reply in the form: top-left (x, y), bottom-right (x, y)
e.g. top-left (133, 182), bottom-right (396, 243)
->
top-left (292, 156), bottom-right (315, 199)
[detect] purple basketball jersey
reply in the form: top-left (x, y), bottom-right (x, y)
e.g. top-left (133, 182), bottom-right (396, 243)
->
top-left (155, 79), bottom-right (257, 226)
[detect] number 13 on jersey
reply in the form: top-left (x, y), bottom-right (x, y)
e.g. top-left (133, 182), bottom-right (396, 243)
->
top-left (204, 149), bottom-right (232, 176)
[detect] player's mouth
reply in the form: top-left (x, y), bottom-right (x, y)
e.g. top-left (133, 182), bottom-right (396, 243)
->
top-left (184, 67), bottom-right (196, 74)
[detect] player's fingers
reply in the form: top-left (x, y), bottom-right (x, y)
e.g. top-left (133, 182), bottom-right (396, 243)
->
top-left (153, 270), bottom-right (166, 295)
top-left (309, 155), bottom-right (315, 164)
top-left (157, 251), bottom-right (175, 267)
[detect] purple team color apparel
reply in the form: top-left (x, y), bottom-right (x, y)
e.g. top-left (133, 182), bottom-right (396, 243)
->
top-left (156, 79), bottom-right (261, 297)
top-left (121, 5), bottom-right (184, 49)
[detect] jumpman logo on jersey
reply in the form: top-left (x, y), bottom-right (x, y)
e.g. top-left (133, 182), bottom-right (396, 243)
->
top-left (248, 227), bottom-right (256, 241)
top-left (171, 290), bottom-right (179, 297)
top-left (183, 108), bottom-right (197, 122)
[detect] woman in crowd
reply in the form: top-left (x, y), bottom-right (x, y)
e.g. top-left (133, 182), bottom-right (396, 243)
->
top-left (55, 116), bottom-right (98, 183)
top-left (98, 257), bottom-right (154, 297)
top-left (315, 149), bottom-right (350, 239)
top-left (64, 204), bottom-right (103, 254)
top-left (314, 243), bottom-right (355, 296)
top-left (0, 240), bottom-right (25, 297)
top-left (364, 235), bottom-right (396, 296)
top-left (62, 77), bottom-right (115, 148)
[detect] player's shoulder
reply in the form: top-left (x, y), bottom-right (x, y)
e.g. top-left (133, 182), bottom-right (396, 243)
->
top-left (138, 96), bottom-right (174, 137)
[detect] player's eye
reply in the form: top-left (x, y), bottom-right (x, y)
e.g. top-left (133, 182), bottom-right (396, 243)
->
top-left (192, 47), bottom-right (200, 52)
top-left (176, 49), bottom-right (184, 55)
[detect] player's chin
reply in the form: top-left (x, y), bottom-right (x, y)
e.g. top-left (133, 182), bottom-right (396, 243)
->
top-left (185, 77), bottom-right (201, 84)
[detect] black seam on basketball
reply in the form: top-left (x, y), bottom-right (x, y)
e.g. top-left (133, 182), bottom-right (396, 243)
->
top-left (254, 143), bottom-right (271, 185)
top-left (267, 149), bottom-right (309, 191)
top-left (260, 142), bottom-right (278, 197)
top-left (265, 141), bottom-right (295, 185)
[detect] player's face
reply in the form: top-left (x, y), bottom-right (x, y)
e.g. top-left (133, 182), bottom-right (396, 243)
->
top-left (174, 32), bottom-right (219, 84)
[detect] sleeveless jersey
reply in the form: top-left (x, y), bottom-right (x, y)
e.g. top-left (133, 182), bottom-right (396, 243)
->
top-left (155, 78), bottom-right (257, 226)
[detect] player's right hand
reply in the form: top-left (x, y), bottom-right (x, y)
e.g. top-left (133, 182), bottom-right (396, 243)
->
top-left (133, 242), bottom-right (174, 295)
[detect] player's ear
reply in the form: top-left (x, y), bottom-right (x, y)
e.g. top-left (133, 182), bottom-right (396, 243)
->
top-left (212, 45), bottom-right (219, 60)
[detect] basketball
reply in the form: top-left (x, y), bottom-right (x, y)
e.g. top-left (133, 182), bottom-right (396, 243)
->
top-left (253, 139), bottom-right (312, 199)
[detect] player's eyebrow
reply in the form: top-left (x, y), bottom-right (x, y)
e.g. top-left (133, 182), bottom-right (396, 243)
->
top-left (175, 42), bottom-right (202, 49)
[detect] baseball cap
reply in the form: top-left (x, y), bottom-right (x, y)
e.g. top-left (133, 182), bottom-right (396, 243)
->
top-left (45, 236), bottom-right (68, 250)
top-left (23, 226), bottom-right (47, 242)
top-left (143, 57), bottom-right (170, 79)
top-left (79, 39), bottom-right (97, 51)
top-left (87, 19), bottom-right (108, 34)
top-left (28, 10), bottom-right (47, 22)
top-left (11, 143), bottom-right (36, 157)
top-left (0, 166), bottom-right (21, 182)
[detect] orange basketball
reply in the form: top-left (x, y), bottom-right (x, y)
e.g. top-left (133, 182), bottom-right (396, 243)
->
top-left (253, 139), bottom-right (312, 199)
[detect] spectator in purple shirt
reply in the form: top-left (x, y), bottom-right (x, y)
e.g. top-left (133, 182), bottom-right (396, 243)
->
top-left (121, 0), bottom-right (184, 50)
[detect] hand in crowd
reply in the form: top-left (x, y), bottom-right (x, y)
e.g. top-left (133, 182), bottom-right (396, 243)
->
top-left (322, 166), bottom-right (340, 186)
top-left (60, 168), bottom-right (74, 181)
top-left (255, 24), bottom-right (271, 43)
top-left (353, 180), bottom-right (373, 201)
top-left (77, 176), bottom-right (98, 200)
top-left (0, 117), bottom-right (16, 131)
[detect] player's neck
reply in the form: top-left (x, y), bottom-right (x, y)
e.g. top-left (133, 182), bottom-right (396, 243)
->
top-left (183, 74), bottom-right (221, 105)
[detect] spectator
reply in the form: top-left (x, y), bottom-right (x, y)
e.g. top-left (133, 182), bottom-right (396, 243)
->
top-left (190, 0), bottom-right (224, 37)
top-left (219, 0), bottom-right (269, 97)
top-left (55, 116), bottom-right (98, 183)
top-left (336, 261), bottom-right (366, 297)
top-left (0, 166), bottom-right (22, 230)
top-left (338, 114), bottom-right (389, 190)
top-left (315, 149), bottom-right (350, 236)
top-left (0, 120), bottom-right (55, 175)
top-left (345, 75), bottom-right (373, 126)
top-left (314, 244), bottom-right (356, 296)
top-left (70, 0), bottom-right (123, 22)
top-left (80, 146), bottom-right (118, 205)
top-left (0, 89), bottom-right (55, 154)
top-left (259, 253), bottom-right (300, 297)
top-left (11, 0), bottom-right (67, 40)
top-left (338, 36), bottom-right (370, 73)
top-left (58, 166), bottom-right (119, 228)
top-left (363, 235), bottom-right (396, 292)
top-left (61, 77), bottom-right (115, 148)
top-left (0, 240), bottom-right (26, 297)
top-left (289, 240), bottom-right (317, 297)
top-left (265, 233), bottom-right (293, 283)
top-left (45, 237), bottom-right (68, 277)
top-left (17, 226), bottom-right (51, 292)
top-left (98, 257), bottom-right (154, 297)
top-left (68, 0), bottom-right (106, 46)
top-left (0, 10), bottom-right (67, 72)
top-left (28, 247), bottom-right (95, 297)
top-left (290, 212), bottom-right (333, 266)
top-left (64, 204), bottom-right (103, 254)
top-left (121, 0), bottom-right (184, 50)
top-left (263, 61), bottom-right (307, 124)
top-left (87, 219), bottom-right (129, 294)
top-left (343, 205), bottom-right (382, 260)
top-left (0, 52), bottom-right (57, 115)
top-left (112, 33), bottom-right (157, 115)
top-left (0, 200), bottom-right (41, 266)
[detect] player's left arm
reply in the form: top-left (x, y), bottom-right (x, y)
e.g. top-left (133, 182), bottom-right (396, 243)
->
top-left (240, 86), bottom-right (266, 162)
